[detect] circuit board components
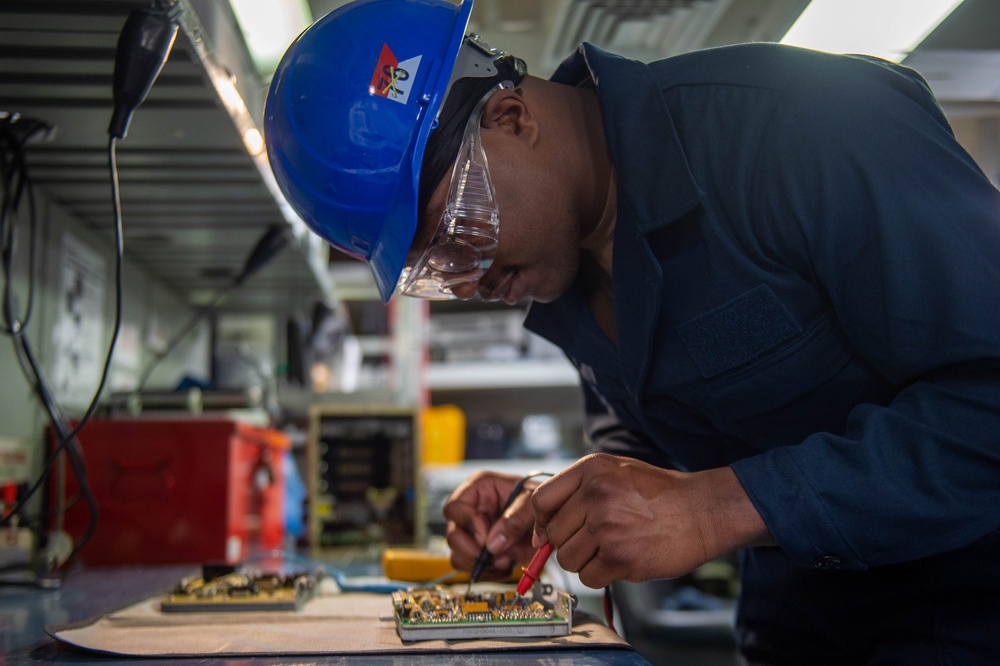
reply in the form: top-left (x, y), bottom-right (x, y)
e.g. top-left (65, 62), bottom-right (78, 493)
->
top-left (391, 586), bottom-right (573, 641)
top-left (160, 565), bottom-right (318, 612)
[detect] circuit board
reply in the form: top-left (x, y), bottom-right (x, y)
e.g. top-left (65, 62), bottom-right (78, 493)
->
top-left (161, 568), bottom-right (318, 612)
top-left (391, 586), bottom-right (573, 641)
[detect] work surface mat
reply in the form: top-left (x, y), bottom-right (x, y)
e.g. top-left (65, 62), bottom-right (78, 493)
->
top-left (48, 591), bottom-right (631, 657)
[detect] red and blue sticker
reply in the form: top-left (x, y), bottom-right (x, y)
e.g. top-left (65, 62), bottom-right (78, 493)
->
top-left (369, 43), bottom-right (422, 105)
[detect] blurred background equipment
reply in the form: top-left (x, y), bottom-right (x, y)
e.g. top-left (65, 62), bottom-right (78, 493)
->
top-left (421, 404), bottom-right (466, 465)
top-left (308, 406), bottom-right (422, 551)
top-left (48, 418), bottom-right (289, 566)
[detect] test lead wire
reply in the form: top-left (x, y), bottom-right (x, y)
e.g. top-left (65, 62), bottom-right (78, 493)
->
top-left (466, 471), bottom-right (553, 595)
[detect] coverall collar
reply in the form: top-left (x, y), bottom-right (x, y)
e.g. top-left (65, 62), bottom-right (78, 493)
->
top-left (527, 44), bottom-right (703, 387)
top-left (551, 42), bottom-right (703, 235)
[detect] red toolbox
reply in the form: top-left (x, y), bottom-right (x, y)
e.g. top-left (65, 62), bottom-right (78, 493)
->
top-left (49, 418), bottom-right (288, 565)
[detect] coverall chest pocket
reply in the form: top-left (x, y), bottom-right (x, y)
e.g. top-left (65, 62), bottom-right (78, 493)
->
top-left (676, 285), bottom-right (853, 424)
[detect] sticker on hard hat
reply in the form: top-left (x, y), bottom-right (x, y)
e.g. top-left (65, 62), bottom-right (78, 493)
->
top-left (370, 43), bottom-right (422, 105)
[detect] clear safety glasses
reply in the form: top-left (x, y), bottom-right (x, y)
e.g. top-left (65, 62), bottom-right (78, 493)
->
top-left (398, 81), bottom-right (513, 300)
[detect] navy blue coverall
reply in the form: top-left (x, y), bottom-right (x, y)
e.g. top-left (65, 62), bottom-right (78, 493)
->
top-left (526, 42), bottom-right (1000, 663)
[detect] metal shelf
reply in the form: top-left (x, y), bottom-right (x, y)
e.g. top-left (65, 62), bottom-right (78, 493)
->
top-left (427, 358), bottom-right (579, 390)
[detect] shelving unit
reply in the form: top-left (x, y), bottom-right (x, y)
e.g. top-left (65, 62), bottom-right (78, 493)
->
top-left (427, 358), bottom-right (579, 390)
top-left (423, 307), bottom-right (585, 458)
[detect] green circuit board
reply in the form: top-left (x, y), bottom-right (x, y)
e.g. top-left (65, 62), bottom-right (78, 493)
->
top-left (391, 586), bottom-right (573, 641)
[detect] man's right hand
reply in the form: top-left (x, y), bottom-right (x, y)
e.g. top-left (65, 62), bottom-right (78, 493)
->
top-left (443, 471), bottom-right (539, 579)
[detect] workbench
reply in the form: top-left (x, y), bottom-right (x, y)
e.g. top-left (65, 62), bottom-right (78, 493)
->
top-left (0, 564), bottom-right (652, 664)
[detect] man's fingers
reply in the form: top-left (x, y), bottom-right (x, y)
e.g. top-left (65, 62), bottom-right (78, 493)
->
top-left (446, 521), bottom-right (484, 571)
top-left (444, 500), bottom-right (490, 546)
top-left (446, 522), bottom-right (515, 578)
top-left (442, 471), bottom-right (540, 575)
top-left (555, 525), bottom-right (599, 575)
top-left (577, 555), bottom-right (617, 590)
top-left (485, 486), bottom-right (534, 554)
top-left (444, 472), bottom-right (525, 544)
top-left (531, 466), bottom-right (592, 547)
top-left (531, 462), bottom-right (584, 519)
top-left (530, 463), bottom-right (585, 546)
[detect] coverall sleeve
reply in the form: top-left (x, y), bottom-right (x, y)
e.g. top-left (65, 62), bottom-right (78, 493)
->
top-left (580, 373), bottom-right (682, 469)
top-left (730, 66), bottom-right (1000, 570)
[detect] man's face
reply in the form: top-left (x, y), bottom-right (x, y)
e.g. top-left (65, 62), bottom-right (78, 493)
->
top-left (417, 123), bottom-right (583, 305)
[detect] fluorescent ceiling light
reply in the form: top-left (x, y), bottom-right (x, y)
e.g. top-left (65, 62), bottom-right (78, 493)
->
top-left (243, 128), bottom-right (265, 156)
top-left (780, 0), bottom-right (965, 63)
top-left (229, 0), bottom-right (312, 75)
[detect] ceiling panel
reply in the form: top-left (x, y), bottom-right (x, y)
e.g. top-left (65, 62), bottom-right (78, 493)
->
top-left (1, 0), bottom-right (335, 315)
top-left (6, 0), bottom-right (999, 318)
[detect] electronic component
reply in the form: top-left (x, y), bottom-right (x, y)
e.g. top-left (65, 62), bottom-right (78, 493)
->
top-left (160, 567), bottom-right (318, 612)
top-left (309, 407), bottom-right (421, 550)
top-left (391, 586), bottom-right (573, 641)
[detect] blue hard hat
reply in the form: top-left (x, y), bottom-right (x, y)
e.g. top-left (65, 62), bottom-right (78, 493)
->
top-left (264, 0), bottom-right (474, 302)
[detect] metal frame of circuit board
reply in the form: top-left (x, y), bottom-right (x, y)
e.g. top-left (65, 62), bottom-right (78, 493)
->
top-left (392, 587), bottom-right (574, 641)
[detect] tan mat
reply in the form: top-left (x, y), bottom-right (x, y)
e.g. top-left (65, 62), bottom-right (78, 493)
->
top-left (48, 591), bottom-right (631, 657)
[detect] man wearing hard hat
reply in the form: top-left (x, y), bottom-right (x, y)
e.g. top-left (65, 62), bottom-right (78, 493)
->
top-left (265, 1), bottom-right (1000, 663)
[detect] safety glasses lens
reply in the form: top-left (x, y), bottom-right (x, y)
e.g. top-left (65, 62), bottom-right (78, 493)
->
top-left (426, 237), bottom-right (482, 273)
top-left (398, 81), bottom-right (512, 300)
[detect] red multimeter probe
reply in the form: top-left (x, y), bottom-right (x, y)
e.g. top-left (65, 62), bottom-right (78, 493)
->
top-left (516, 543), bottom-right (554, 596)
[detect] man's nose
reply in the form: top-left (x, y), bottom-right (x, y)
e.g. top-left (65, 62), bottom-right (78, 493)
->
top-left (449, 282), bottom-right (479, 300)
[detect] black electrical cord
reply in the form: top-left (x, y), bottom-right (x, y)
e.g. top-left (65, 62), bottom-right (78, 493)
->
top-left (135, 284), bottom-right (231, 392)
top-left (0, 118), bottom-right (41, 334)
top-left (0, 117), bottom-right (73, 543)
top-left (135, 222), bottom-right (291, 393)
top-left (61, 135), bottom-right (124, 455)
top-left (8, 324), bottom-right (100, 566)
top-left (0, 135), bottom-right (125, 564)
top-left (0, 6), bottom-right (179, 574)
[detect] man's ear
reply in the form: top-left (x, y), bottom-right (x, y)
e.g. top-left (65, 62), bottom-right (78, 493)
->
top-left (481, 89), bottom-right (538, 145)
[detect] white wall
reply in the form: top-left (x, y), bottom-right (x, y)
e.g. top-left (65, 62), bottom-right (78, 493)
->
top-left (0, 186), bottom-right (209, 488)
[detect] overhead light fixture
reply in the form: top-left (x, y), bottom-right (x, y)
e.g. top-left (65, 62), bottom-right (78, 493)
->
top-left (780, 0), bottom-right (965, 63)
top-left (243, 128), bottom-right (265, 156)
top-left (228, 0), bottom-right (312, 75)
top-left (213, 73), bottom-right (246, 116)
